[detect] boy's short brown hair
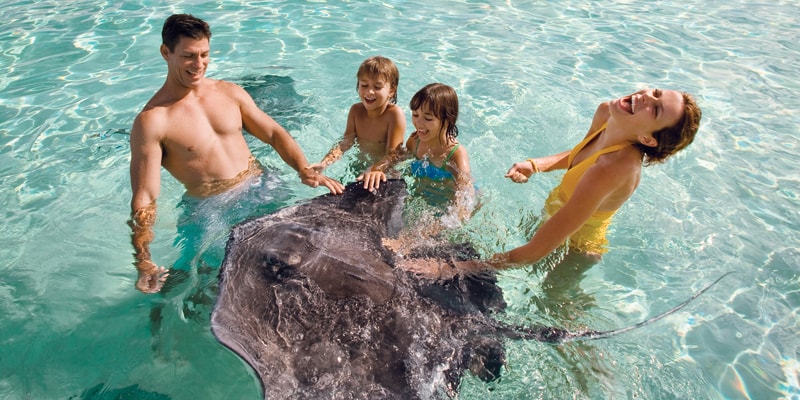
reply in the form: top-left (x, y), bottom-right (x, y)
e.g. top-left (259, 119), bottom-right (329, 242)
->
top-left (356, 56), bottom-right (399, 104)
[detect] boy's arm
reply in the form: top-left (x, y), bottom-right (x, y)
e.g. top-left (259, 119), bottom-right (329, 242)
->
top-left (312, 133), bottom-right (355, 172)
top-left (357, 106), bottom-right (408, 190)
top-left (357, 143), bottom-right (408, 190)
top-left (371, 104), bottom-right (407, 172)
top-left (309, 105), bottom-right (360, 172)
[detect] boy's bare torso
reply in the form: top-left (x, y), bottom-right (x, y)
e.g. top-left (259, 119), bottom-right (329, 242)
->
top-left (350, 103), bottom-right (399, 160)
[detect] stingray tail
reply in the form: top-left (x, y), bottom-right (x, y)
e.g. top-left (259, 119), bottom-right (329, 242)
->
top-left (506, 272), bottom-right (733, 344)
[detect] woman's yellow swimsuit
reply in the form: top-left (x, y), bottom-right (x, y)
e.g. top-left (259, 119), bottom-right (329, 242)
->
top-left (543, 122), bottom-right (629, 255)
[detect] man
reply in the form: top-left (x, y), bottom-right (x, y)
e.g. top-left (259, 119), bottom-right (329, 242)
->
top-left (129, 14), bottom-right (343, 293)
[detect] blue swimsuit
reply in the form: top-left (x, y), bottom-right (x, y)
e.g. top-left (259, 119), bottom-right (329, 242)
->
top-left (410, 138), bottom-right (459, 181)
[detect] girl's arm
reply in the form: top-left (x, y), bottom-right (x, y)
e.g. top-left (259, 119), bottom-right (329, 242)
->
top-left (448, 145), bottom-right (476, 221)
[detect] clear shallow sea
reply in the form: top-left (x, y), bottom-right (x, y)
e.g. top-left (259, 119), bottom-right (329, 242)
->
top-left (1, 1), bottom-right (798, 399)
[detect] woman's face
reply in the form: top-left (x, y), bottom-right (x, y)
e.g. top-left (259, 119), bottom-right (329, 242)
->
top-left (611, 88), bottom-right (684, 141)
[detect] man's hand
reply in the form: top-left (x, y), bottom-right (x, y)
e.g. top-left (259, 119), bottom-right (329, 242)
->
top-left (306, 163), bottom-right (326, 174)
top-left (135, 260), bottom-right (169, 294)
top-left (300, 168), bottom-right (344, 194)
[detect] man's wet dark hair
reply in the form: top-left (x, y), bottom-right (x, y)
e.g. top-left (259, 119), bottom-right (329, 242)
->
top-left (161, 14), bottom-right (211, 52)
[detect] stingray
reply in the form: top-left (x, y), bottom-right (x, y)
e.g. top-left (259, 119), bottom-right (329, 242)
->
top-left (210, 179), bottom-right (726, 399)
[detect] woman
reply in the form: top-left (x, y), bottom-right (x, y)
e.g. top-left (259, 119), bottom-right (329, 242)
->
top-left (399, 88), bottom-right (702, 277)
top-left (496, 87), bottom-right (701, 268)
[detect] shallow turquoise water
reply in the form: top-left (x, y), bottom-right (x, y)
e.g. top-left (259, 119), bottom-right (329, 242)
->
top-left (1, 1), bottom-right (799, 399)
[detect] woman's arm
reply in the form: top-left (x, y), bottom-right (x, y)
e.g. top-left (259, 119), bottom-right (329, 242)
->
top-left (493, 156), bottom-right (629, 268)
top-left (505, 150), bottom-right (571, 183)
top-left (506, 102), bottom-right (611, 183)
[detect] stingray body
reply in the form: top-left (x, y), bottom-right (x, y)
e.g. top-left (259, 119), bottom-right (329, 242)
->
top-left (211, 180), bottom-right (724, 399)
top-left (212, 180), bottom-right (508, 399)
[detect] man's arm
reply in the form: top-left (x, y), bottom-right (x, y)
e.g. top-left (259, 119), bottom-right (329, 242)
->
top-left (129, 114), bottom-right (169, 293)
top-left (238, 85), bottom-right (344, 194)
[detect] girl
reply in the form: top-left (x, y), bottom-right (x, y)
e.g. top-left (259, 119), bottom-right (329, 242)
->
top-left (362, 83), bottom-right (474, 219)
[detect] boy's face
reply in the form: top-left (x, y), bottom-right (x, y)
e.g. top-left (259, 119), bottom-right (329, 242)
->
top-left (357, 75), bottom-right (394, 111)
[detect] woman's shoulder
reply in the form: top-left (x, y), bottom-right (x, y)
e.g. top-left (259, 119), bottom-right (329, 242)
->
top-left (592, 145), bottom-right (643, 182)
top-left (594, 100), bottom-right (611, 118)
top-left (584, 101), bottom-right (612, 136)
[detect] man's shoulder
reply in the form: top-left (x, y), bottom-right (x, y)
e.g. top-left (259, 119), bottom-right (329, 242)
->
top-left (133, 89), bottom-right (174, 139)
top-left (207, 78), bottom-right (246, 95)
top-left (136, 95), bottom-right (170, 126)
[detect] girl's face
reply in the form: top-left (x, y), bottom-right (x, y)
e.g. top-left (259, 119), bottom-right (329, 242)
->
top-left (411, 105), bottom-right (446, 144)
top-left (357, 75), bottom-right (394, 111)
